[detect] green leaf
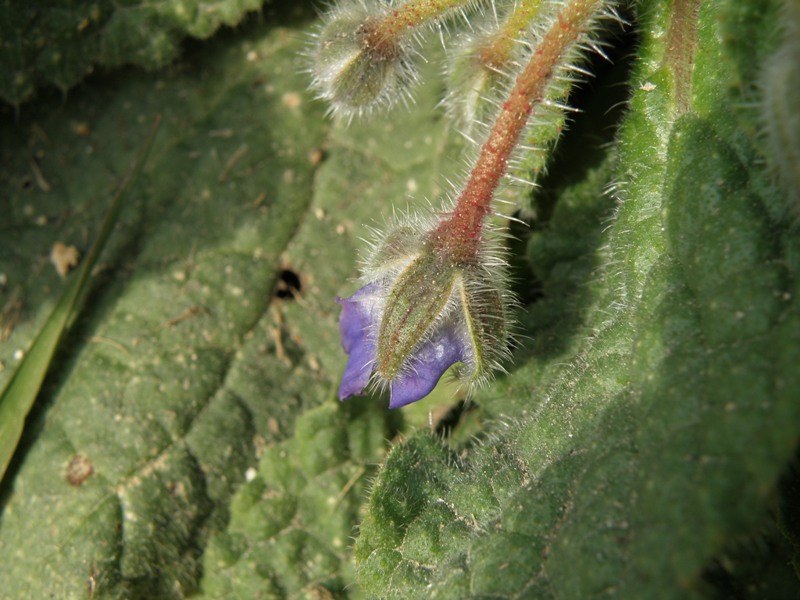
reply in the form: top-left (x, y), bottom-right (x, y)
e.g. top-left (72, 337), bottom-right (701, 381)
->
top-left (199, 397), bottom-right (402, 598)
top-left (0, 115), bottom-right (159, 483)
top-left (0, 7), bottom-right (336, 597)
top-left (2, 0), bottom-right (799, 598)
top-left (0, 0), bottom-right (268, 105)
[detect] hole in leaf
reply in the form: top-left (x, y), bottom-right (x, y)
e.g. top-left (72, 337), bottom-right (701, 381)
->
top-left (275, 269), bottom-right (302, 300)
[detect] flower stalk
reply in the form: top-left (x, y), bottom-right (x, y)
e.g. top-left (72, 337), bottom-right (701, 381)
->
top-left (664, 0), bottom-right (702, 116)
top-left (479, 1), bottom-right (544, 70)
top-left (367, 0), bottom-right (472, 44)
top-left (436, 0), bottom-right (607, 257)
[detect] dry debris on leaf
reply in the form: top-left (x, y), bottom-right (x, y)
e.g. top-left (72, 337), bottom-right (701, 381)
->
top-left (50, 242), bottom-right (80, 278)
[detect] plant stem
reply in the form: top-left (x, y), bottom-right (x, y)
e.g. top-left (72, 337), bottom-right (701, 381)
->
top-left (434, 0), bottom-right (604, 260)
top-left (365, 0), bottom-right (471, 56)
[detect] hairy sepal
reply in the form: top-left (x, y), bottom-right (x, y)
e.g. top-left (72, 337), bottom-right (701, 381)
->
top-left (361, 214), bottom-right (514, 398)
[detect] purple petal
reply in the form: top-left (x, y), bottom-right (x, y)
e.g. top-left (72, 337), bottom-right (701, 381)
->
top-left (388, 325), bottom-right (469, 408)
top-left (337, 284), bottom-right (380, 400)
top-left (339, 343), bottom-right (376, 399)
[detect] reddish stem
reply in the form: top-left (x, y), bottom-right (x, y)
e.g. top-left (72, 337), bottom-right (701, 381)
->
top-left (365, 0), bottom-right (466, 58)
top-left (434, 0), bottom-right (602, 261)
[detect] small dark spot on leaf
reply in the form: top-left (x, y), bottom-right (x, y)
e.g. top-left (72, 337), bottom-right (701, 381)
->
top-left (275, 269), bottom-right (302, 300)
top-left (20, 177), bottom-right (33, 191)
top-left (66, 453), bottom-right (94, 486)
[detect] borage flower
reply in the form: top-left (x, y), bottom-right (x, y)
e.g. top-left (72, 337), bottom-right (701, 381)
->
top-left (337, 220), bottom-right (512, 408)
top-left (327, 0), bottom-right (615, 407)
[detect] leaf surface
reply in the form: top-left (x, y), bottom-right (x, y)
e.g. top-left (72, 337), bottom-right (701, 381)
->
top-left (0, 7), bottom-right (337, 597)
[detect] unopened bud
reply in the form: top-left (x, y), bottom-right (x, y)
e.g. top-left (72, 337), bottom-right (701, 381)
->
top-left (309, 1), bottom-right (418, 119)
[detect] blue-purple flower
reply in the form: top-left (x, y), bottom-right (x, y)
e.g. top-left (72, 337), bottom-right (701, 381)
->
top-left (338, 284), bottom-right (471, 408)
top-left (336, 224), bottom-right (513, 408)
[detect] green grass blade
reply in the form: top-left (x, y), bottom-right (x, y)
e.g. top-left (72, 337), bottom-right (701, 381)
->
top-left (0, 115), bottom-right (161, 483)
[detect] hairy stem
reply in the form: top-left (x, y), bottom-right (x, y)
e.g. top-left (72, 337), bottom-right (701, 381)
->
top-left (435, 0), bottom-right (606, 259)
top-left (366, 0), bottom-right (473, 56)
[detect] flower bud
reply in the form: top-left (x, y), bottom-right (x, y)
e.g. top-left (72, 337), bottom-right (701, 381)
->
top-left (337, 220), bottom-right (512, 407)
top-left (309, 1), bottom-right (418, 119)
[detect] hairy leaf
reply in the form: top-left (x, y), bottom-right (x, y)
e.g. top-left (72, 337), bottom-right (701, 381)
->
top-left (0, 6), bottom-right (335, 597)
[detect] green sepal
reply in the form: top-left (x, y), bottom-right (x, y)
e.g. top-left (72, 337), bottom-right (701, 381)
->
top-left (377, 251), bottom-right (459, 380)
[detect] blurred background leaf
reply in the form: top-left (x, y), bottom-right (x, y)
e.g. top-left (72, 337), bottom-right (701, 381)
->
top-left (0, 0), bottom-right (266, 105)
top-left (0, 3), bottom-right (345, 597)
top-left (0, 112), bottom-right (160, 484)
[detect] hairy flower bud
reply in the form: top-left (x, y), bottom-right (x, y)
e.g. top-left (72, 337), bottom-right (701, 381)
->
top-left (337, 218), bottom-right (512, 407)
top-left (309, 0), bottom-right (418, 119)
